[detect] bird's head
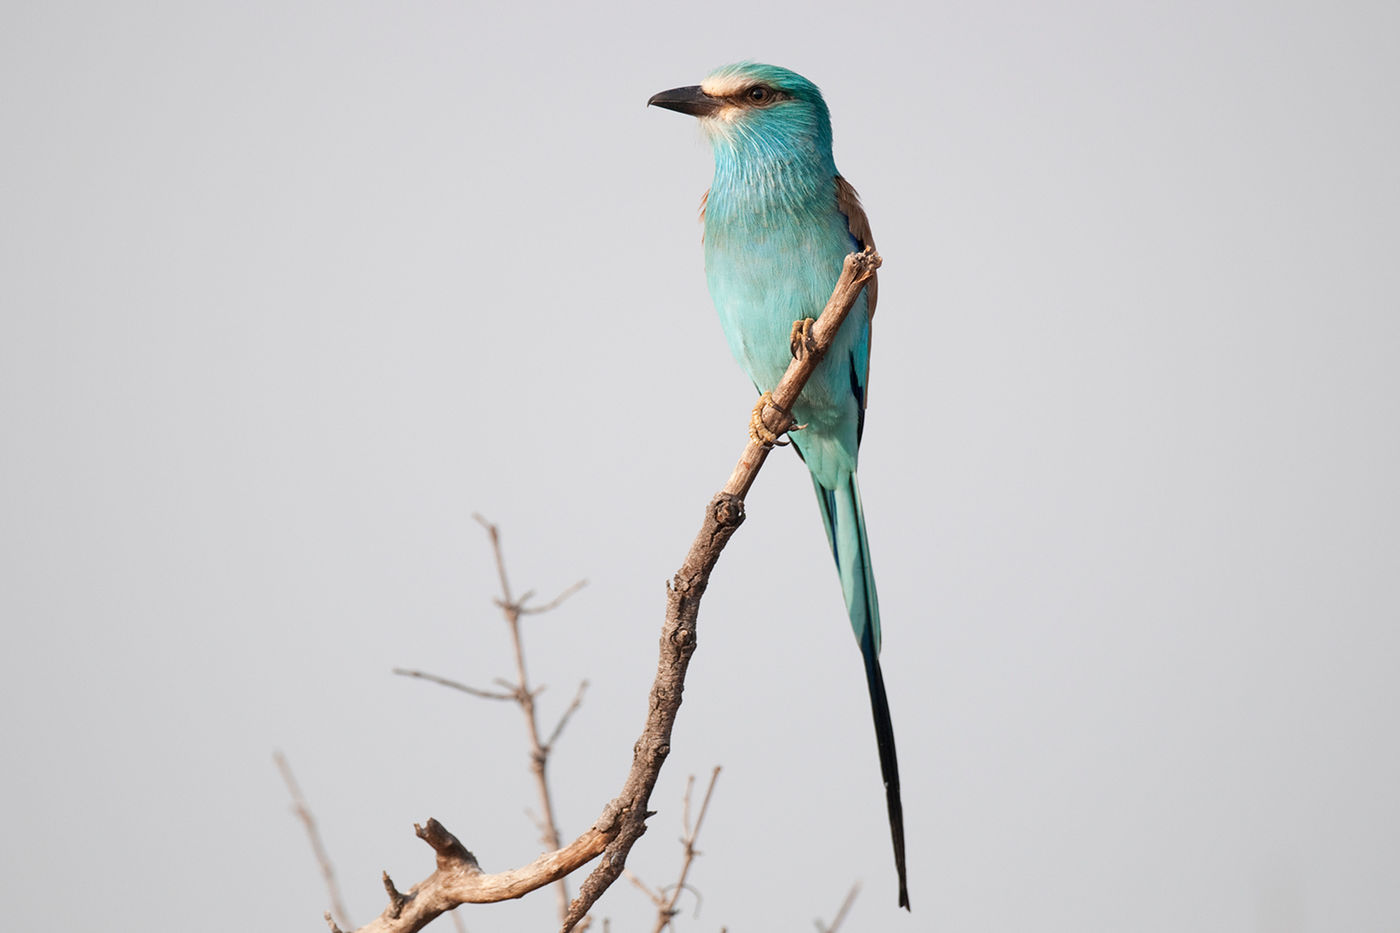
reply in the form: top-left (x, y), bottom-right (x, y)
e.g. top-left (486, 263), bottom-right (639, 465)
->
top-left (648, 62), bottom-right (833, 160)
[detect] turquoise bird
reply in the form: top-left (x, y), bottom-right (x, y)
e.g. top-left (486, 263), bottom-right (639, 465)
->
top-left (649, 62), bottom-right (908, 909)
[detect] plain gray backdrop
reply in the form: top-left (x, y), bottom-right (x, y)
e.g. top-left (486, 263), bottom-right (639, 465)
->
top-left (3, 1), bottom-right (1397, 930)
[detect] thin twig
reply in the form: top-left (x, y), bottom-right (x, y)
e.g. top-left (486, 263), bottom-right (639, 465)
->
top-left (545, 680), bottom-right (590, 750)
top-left (623, 867), bottom-right (662, 903)
top-left (392, 668), bottom-right (515, 700)
top-left (646, 767), bottom-right (721, 933)
top-left (473, 513), bottom-right (515, 603)
top-left (815, 882), bottom-right (861, 933)
top-left (274, 750), bottom-right (352, 931)
top-left (522, 579), bottom-right (589, 615)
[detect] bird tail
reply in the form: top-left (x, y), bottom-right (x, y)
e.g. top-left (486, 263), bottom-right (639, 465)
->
top-left (812, 471), bottom-right (910, 909)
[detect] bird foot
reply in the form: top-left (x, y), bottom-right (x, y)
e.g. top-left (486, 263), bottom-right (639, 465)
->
top-left (789, 317), bottom-right (818, 360)
top-left (749, 392), bottom-right (805, 447)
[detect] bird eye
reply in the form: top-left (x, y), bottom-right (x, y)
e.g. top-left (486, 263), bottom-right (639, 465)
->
top-left (747, 85), bottom-right (770, 103)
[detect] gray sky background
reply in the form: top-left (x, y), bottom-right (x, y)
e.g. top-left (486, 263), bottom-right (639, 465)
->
top-left (2, 1), bottom-right (1397, 931)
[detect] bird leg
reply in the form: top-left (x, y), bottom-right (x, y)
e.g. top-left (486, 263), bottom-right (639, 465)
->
top-left (749, 392), bottom-right (804, 446)
top-left (789, 317), bottom-right (818, 360)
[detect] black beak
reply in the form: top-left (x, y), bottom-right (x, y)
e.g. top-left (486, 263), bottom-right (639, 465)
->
top-left (647, 85), bottom-right (723, 118)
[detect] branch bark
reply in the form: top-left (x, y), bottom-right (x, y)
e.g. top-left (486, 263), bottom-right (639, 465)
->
top-left (342, 247), bottom-right (881, 933)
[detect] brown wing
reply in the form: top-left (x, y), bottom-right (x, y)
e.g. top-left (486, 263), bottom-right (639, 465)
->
top-left (835, 174), bottom-right (877, 318)
top-left (836, 174), bottom-right (877, 419)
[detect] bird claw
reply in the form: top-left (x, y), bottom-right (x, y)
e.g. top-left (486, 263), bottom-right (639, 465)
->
top-left (789, 317), bottom-right (818, 360)
top-left (749, 392), bottom-right (802, 446)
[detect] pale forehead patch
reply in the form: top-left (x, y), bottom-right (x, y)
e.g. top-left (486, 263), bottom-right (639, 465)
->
top-left (700, 71), bottom-right (753, 98)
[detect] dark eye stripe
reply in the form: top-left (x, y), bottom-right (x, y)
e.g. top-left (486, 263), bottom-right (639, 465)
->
top-left (741, 85), bottom-right (786, 105)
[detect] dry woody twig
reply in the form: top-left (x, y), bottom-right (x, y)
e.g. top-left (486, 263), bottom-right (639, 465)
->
top-left (396, 515), bottom-right (587, 925)
top-left (815, 882), bottom-right (861, 933)
top-left (626, 767), bottom-right (723, 932)
top-left (274, 750), bottom-right (353, 931)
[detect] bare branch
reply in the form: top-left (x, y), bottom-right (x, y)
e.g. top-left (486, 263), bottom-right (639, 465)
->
top-left (346, 249), bottom-right (880, 933)
top-left (545, 680), bottom-right (590, 750)
top-left (472, 513), bottom-right (510, 595)
top-left (645, 768), bottom-right (722, 933)
top-left (688, 768), bottom-right (721, 844)
top-left (521, 579), bottom-right (589, 615)
top-left (391, 668), bottom-right (515, 701)
top-left (274, 750), bottom-right (352, 931)
top-left (623, 867), bottom-right (663, 905)
top-left (815, 883), bottom-right (861, 933)
top-left (680, 775), bottom-right (698, 838)
top-left (395, 517), bottom-right (595, 924)
top-left (474, 516), bottom-right (577, 921)
top-left (347, 819), bottom-right (611, 933)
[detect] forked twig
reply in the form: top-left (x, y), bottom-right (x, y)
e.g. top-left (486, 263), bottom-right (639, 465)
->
top-left (393, 517), bottom-right (589, 925)
top-left (629, 767), bottom-right (723, 932)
